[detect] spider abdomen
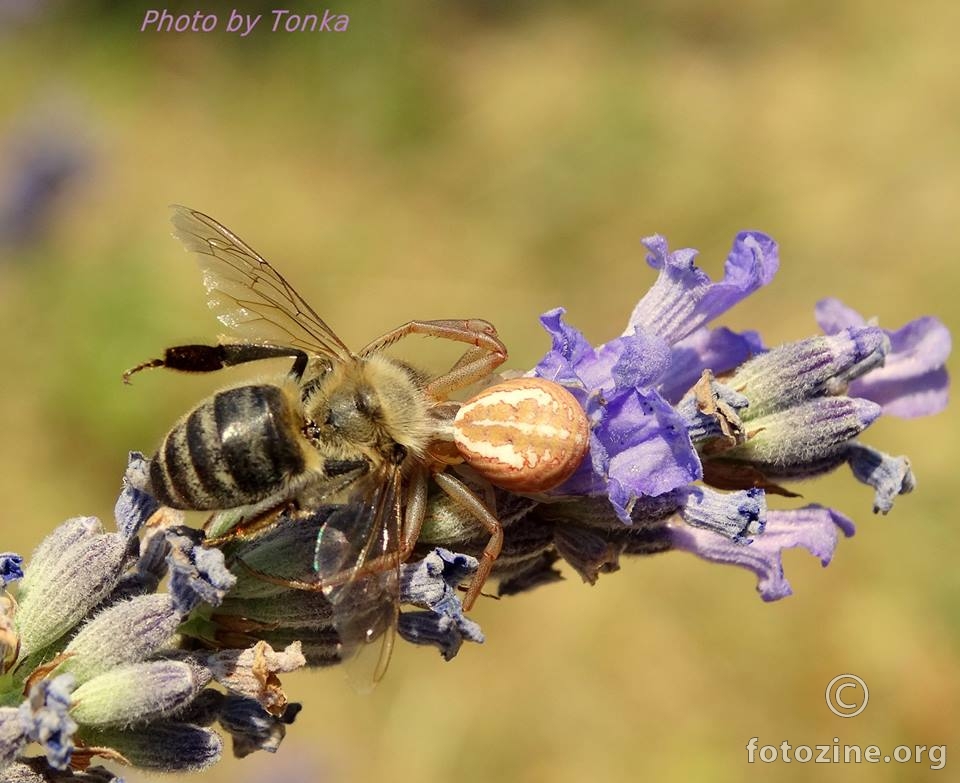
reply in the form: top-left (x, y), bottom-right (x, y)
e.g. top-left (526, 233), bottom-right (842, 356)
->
top-left (452, 377), bottom-right (589, 493)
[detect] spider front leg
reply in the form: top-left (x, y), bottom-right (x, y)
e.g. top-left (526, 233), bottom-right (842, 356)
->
top-left (432, 471), bottom-right (503, 611)
top-left (359, 319), bottom-right (508, 400)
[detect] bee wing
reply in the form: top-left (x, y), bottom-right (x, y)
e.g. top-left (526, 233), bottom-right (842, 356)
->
top-left (170, 205), bottom-right (352, 361)
top-left (314, 464), bottom-right (403, 686)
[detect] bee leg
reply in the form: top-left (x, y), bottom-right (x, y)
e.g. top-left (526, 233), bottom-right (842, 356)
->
top-left (122, 343), bottom-right (309, 384)
top-left (432, 471), bottom-right (503, 611)
top-left (202, 502), bottom-right (293, 547)
top-left (237, 469), bottom-right (430, 593)
top-left (310, 467), bottom-right (429, 585)
top-left (400, 465), bottom-right (429, 556)
top-left (357, 320), bottom-right (508, 400)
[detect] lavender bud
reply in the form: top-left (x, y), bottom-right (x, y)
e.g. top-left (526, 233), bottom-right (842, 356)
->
top-left (496, 554), bottom-right (564, 596)
top-left (69, 660), bottom-right (211, 728)
top-left (553, 524), bottom-right (622, 584)
top-left (16, 533), bottom-right (128, 655)
top-left (728, 327), bottom-right (887, 419)
top-left (0, 762), bottom-right (43, 783)
top-left (62, 594), bottom-right (181, 683)
top-left (216, 590), bottom-right (335, 629)
top-left (0, 596), bottom-right (17, 673)
top-left (171, 688), bottom-right (225, 728)
top-left (0, 760), bottom-right (123, 783)
top-left (18, 518), bottom-right (101, 595)
top-left (718, 397), bottom-right (881, 474)
top-left (77, 722), bottom-right (222, 772)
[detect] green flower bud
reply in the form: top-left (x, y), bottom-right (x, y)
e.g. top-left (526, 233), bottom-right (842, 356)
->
top-left (70, 660), bottom-right (210, 728)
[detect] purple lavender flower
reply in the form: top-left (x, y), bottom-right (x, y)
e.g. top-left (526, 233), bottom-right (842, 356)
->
top-left (815, 298), bottom-right (950, 418)
top-left (670, 506), bottom-right (856, 601)
top-left (0, 554), bottom-right (23, 588)
top-left (398, 548), bottom-right (484, 660)
top-left (528, 231), bottom-right (949, 600)
top-left (532, 233), bottom-right (781, 528)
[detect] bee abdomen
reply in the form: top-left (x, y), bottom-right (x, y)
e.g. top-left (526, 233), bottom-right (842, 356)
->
top-left (151, 385), bottom-right (306, 510)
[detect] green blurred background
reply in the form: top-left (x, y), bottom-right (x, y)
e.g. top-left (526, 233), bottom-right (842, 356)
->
top-left (1, 2), bottom-right (957, 781)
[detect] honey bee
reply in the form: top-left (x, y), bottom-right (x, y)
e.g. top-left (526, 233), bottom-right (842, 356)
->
top-left (125, 207), bottom-right (517, 678)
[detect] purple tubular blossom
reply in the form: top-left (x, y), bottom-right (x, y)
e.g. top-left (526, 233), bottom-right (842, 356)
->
top-left (0, 553), bottom-right (23, 588)
top-left (678, 486), bottom-right (765, 541)
top-left (534, 308), bottom-right (671, 395)
top-left (18, 676), bottom-right (77, 770)
top-left (531, 234), bottom-right (777, 522)
top-left (670, 505), bottom-right (856, 601)
top-left (167, 532), bottom-right (237, 614)
top-left (816, 298), bottom-right (951, 418)
top-left (525, 228), bottom-right (949, 605)
top-left (114, 452), bottom-right (160, 540)
top-left (624, 231), bottom-right (779, 345)
top-left (846, 443), bottom-right (916, 514)
top-left (398, 549), bottom-right (484, 659)
top-left (533, 309), bottom-right (701, 521)
top-left (590, 388), bottom-right (703, 521)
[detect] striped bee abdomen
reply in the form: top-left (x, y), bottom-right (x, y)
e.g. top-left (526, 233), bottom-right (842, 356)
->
top-left (150, 384), bottom-right (307, 510)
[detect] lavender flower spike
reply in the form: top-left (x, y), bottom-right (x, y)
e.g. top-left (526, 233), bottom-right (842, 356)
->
top-left (525, 228), bottom-right (948, 603)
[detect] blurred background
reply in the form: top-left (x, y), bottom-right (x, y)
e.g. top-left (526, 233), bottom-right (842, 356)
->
top-left (1, 1), bottom-right (957, 781)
